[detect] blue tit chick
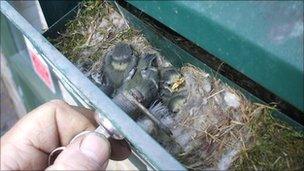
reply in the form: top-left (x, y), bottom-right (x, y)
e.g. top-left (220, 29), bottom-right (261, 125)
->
top-left (117, 53), bottom-right (159, 106)
top-left (103, 42), bottom-right (138, 90)
top-left (159, 67), bottom-right (187, 114)
top-left (167, 91), bottom-right (187, 114)
top-left (159, 67), bottom-right (184, 97)
top-left (88, 70), bottom-right (114, 96)
top-left (113, 54), bottom-right (160, 119)
top-left (77, 57), bottom-right (114, 95)
top-left (77, 57), bottom-right (93, 75)
top-left (160, 67), bottom-right (182, 89)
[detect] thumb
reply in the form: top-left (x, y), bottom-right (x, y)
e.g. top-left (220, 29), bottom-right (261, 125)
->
top-left (46, 132), bottom-right (111, 170)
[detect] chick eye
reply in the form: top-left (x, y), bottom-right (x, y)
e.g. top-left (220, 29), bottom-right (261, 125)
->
top-left (166, 82), bottom-right (172, 86)
top-left (151, 57), bottom-right (158, 67)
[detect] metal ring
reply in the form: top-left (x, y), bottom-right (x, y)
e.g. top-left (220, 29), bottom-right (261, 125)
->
top-left (48, 125), bottom-right (113, 166)
top-left (48, 146), bottom-right (66, 166)
top-left (48, 130), bottom-right (101, 166)
top-left (69, 131), bottom-right (95, 144)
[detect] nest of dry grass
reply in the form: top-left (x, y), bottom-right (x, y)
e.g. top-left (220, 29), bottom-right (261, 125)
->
top-left (160, 65), bottom-right (264, 169)
top-left (50, 1), bottom-right (304, 170)
top-left (51, 1), bottom-right (155, 64)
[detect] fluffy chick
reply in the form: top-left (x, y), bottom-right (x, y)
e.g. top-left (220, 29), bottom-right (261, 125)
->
top-left (103, 42), bottom-right (138, 90)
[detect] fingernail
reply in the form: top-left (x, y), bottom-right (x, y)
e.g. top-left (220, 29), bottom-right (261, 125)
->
top-left (80, 133), bottom-right (111, 165)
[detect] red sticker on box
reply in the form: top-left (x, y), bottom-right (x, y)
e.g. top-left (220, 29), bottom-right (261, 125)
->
top-left (24, 36), bottom-right (55, 93)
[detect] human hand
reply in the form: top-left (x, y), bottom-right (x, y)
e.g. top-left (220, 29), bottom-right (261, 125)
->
top-left (0, 100), bottom-right (130, 170)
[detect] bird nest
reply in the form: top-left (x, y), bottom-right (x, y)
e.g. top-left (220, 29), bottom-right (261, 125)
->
top-left (50, 1), bottom-right (304, 170)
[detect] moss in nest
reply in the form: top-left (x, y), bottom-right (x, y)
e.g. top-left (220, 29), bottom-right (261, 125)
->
top-left (51, 1), bottom-right (106, 62)
top-left (232, 109), bottom-right (304, 170)
top-left (51, 1), bottom-right (140, 64)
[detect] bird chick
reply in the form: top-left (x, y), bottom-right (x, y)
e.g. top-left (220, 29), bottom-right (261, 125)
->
top-left (77, 57), bottom-right (93, 75)
top-left (167, 91), bottom-right (187, 114)
top-left (103, 42), bottom-right (138, 90)
top-left (160, 67), bottom-right (184, 95)
top-left (112, 54), bottom-right (159, 120)
top-left (117, 54), bottom-right (159, 107)
top-left (88, 71), bottom-right (114, 96)
top-left (160, 67), bottom-right (180, 84)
